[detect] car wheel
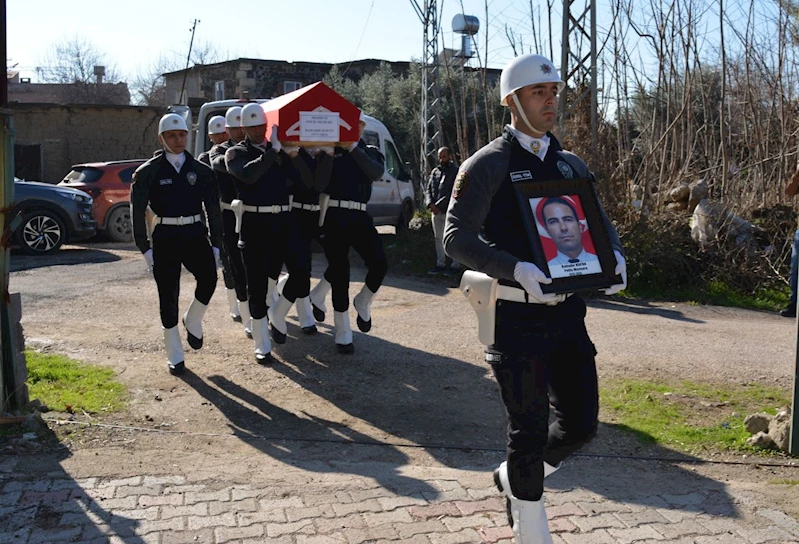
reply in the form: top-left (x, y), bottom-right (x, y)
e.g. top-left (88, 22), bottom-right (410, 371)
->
top-left (396, 201), bottom-right (413, 236)
top-left (16, 209), bottom-right (66, 255)
top-left (105, 206), bottom-right (133, 243)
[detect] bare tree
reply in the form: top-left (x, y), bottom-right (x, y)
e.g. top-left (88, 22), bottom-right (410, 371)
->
top-left (37, 36), bottom-right (126, 104)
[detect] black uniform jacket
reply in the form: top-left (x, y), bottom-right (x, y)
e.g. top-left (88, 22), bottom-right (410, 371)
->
top-left (316, 140), bottom-right (385, 203)
top-left (443, 127), bottom-right (623, 283)
top-left (224, 139), bottom-right (312, 205)
top-left (130, 150), bottom-right (223, 254)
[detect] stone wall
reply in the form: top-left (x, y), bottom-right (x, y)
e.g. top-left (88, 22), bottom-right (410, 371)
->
top-left (9, 104), bottom-right (163, 183)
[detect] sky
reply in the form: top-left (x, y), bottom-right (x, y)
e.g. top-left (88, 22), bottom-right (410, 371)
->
top-left (7, 0), bottom-right (564, 82)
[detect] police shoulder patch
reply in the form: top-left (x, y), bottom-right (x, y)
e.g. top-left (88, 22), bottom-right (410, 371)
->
top-left (453, 171), bottom-right (469, 199)
top-left (556, 160), bottom-right (575, 178)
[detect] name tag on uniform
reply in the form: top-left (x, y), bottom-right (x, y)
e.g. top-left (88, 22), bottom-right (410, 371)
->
top-left (510, 170), bottom-right (533, 182)
top-left (160, 178), bottom-right (173, 185)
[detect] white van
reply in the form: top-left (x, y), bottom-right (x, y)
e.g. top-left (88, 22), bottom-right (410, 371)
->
top-left (169, 100), bottom-right (415, 230)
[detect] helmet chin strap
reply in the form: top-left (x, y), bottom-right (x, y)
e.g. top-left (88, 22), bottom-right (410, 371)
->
top-left (158, 134), bottom-right (177, 155)
top-left (511, 93), bottom-right (549, 136)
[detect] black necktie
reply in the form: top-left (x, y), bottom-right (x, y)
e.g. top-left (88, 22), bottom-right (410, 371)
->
top-left (568, 259), bottom-right (580, 263)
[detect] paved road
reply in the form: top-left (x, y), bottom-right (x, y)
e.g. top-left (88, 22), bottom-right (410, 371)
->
top-left (3, 241), bottom-right (799, 543)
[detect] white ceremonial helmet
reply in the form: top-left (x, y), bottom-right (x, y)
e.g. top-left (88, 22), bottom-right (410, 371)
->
top-left (208, 115), bottom-right (227, 135)
top-left (241, 103), bottom-right (266, 127)
top-left (158, 113), bottom-right (188, 135)
top-left (500, 54), bottom-right (565, 106)
top-left (225, 106), bottom-right (243, 128)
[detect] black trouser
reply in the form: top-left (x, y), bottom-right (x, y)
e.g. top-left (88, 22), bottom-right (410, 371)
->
top-left (240, 212), bottom-right (310, 320)
top-left (488, 294), bottom-right (598, 502)
top-left (221, 209), bottom-right (248, 301)
top-left (293, 207), bottom-right (324, 260)
top-left (152, 227), bottom-right (217, 328)
top-left (322, 208), bottom-right (387, 312)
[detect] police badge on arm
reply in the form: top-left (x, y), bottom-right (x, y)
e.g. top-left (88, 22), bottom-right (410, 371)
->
top-left (513, 177), bottom-right (622, 294)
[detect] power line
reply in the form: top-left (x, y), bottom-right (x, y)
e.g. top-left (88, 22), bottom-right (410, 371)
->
top-left (341, 0), bottom-right (376, 78)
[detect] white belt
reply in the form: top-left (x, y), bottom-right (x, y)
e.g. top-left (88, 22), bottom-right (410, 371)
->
top-left (292, 202), bottom-right (321, 211)
top-left (157, 214), bottom-right (202, 226)
top-left (496, 285), bottom-right (572, 303)
top-left (242, 204), bottom-right (291, 214)
top-left (328, 199), bottom-right (367, 211)
top-left (220, 201), bottom-right (234, 211)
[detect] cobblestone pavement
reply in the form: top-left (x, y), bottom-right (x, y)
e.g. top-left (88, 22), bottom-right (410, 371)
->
top-left (1, 450), bottom-right (798, 544)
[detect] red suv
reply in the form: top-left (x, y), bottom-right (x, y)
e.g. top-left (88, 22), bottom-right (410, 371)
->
top-left (58, 159), bottom-right (146, 242)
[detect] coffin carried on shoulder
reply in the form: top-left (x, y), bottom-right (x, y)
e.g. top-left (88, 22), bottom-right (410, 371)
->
top-left (260, 81), bottom-right (361, 147)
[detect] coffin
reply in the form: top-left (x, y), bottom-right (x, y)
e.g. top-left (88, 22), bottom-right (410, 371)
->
top-left (261, 82), bottom-right (360, 146)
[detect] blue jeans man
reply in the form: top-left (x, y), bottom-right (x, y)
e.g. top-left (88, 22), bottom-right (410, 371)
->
top-left (781, 228), bottom-right (799, 317)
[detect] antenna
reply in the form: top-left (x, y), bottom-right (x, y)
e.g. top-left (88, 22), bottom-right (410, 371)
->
top-left (179, 19), bottom-right (200, 106)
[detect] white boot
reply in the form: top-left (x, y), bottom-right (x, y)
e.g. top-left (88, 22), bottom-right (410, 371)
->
top-left (494, 461), bottom-right (554, 544)
top-left (295, 297), bottom-right (317, 335)
top-left (251, 317), bottom-right (272, 363)
top-left (240, 300), bottom-right (253, 339)
top-left (309, 278), bottom-right (331, 322)
top-left (276, 274), bottom-right (289, 296)
top-left (352, 285), bottom-right (377, 333)
top-left (333, 310), bottom-right (354, 354)
top-left (182, 298), bottom-right (208, 350)
top-left (267, 277), bottom-right (278, 308)
top-left (163, 326), bottom-right (185, 375)
top-left (226, 289), bottom-right (241, 322)
top-left (267, 294), bottom-right (293, 344)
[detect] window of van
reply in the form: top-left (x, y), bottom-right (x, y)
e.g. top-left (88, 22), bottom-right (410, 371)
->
top-left (362, 130), bottom-right (380, 148)
top-left (384, 140), bottom-right (402, 178)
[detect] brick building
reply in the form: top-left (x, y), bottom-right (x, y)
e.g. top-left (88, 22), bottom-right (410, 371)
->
top-left (163, 57), bottom-right (498, 105)
top-left (9, 103), bottom-right (162, 182)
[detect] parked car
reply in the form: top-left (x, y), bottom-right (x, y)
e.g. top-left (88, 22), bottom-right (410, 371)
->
top-left (58, 159), bottom-right (146, 242)
top-left (11, 177), bottom-right (96, 255)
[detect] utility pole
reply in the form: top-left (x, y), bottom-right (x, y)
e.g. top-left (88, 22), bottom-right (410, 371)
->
top-left (410, 0), bottom-right (443, 183)
top-left (179, 19), bottom-right (200, 106)
top-left (560, 0), bottom-right (597, 145)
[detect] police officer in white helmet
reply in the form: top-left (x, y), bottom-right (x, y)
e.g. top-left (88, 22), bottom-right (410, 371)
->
top-left (206, 109), bottom-right (252, 339)
top-left (131, 113), bottom-right (224, 376)
top-left (224, 103), bottom-right (313, 363)
top-left (443, 55), bottom-right (627, 543)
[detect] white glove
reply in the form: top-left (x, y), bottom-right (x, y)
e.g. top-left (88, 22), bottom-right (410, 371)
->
top-left (513, 262), bottom-right (565, 305)
top-left (143, 249), bottom-right (154, 274)
top-left (212, 246), bottom-right (222, 269)
top-left (269, 125), bottom-right (282, 153)
top-left (283, 146), bottom-right (300, 158)
top-left (604, 250), bottom-right (627, 295)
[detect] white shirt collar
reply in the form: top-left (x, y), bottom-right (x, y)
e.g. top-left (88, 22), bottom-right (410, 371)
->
top-left (506, 124), bottom-right (550, 160)
top-left (165, 151), bottom-right (186, 173)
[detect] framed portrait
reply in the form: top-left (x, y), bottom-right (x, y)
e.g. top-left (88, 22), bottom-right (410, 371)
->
top-left (513, 178), bottom-right (621, 294)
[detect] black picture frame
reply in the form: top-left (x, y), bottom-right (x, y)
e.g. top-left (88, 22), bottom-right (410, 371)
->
top-left (513, 177), bottom-right (621, 294)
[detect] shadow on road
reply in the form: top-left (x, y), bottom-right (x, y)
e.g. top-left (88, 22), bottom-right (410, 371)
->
top-left (180, 369), bottom-right (439, 498)
top-left (177, 317), bottom-right (738, 516)
top-left (10, 246), bottom-right (121, 273)
top-left (588, 297), bottom-right (706, 324)
top-left (0, 425), bottom-right (146, 543)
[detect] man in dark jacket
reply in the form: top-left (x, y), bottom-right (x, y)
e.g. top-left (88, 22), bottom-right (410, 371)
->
top-left (425, 146), bottom-right (458, 275)
top-left (131, 113), bottom-right (223, 376)
top-left (443, 54), bottom-right (627, 543)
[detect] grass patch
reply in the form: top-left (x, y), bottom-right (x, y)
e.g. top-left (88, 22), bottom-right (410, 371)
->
top-left (769, 479), bottom-right (799, 486)
top-left (25, 350), bottom-right (126, 413)
top-left (600, 378), bottom-right (790, 454)
top-left (624, 281), bottom-right (788, 312)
